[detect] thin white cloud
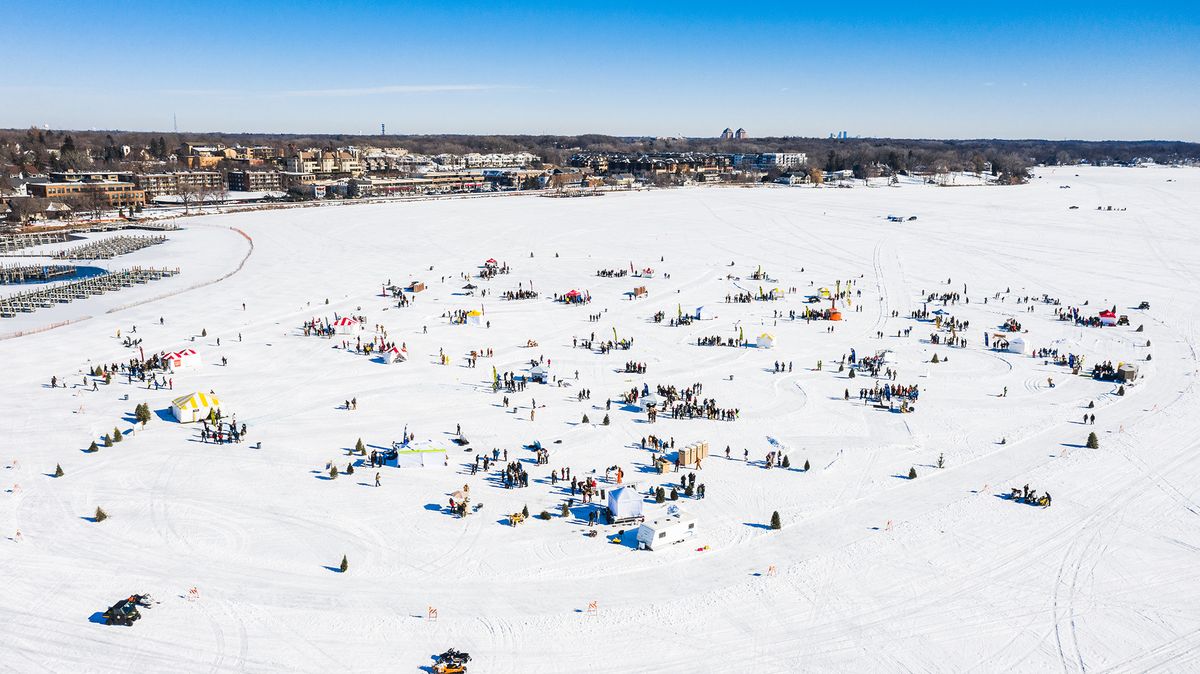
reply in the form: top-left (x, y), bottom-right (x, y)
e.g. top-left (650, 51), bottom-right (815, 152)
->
top-left (281, 84), bottom-right (508, 97)
top-left (160, 84), bottom-right (512, 98)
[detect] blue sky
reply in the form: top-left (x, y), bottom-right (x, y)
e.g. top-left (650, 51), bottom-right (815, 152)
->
top-left (4, 1), bottom-right (1198, 139)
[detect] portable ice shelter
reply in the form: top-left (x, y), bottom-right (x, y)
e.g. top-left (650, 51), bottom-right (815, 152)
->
top-left (333, 317), bottom-right (358, 334)
top-left (1118, 363), bottom-right (1139, 382)
top-left (381, 346), bottom-right (406, 363)
top-left (636, 509), bottom-right (698, 550)
top-left (530, 364), bottom-right (549, 383)
top-left (382, 447), bottom-right (447, 468)
top-left (466, 310), bottom-right (483, 326)
top-left (170, 391), bottom-right (220, 423)
top-left (757, 333), bottom-right (776, 349)
top-left (694, 306), bottom-right (713, 320)
top-left (607, 486), bottom-right (644, 523)
top-left (829, 307), bottom-right (843, 321)
top-left (1006, 336), bottom-right (1026, 354)
top-left (1099, 310), bottom-right (1117, 326)
top-left (164, 348), bottom-right (201, 371)
top-left (639, 391), bottom-right (661, 410)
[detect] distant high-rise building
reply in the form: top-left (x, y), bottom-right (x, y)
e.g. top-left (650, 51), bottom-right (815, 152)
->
top-left (720, 128), bottom-right (733, 140)
top-left (735, 128), bottom-right (748, 140)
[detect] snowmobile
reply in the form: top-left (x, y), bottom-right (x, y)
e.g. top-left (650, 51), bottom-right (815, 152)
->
top-left (101, 595), bottom-right (150, 626)
top-left (433, 648), bottom-right (471, 673)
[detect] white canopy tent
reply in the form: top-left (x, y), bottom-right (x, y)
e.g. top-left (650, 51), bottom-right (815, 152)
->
top-left (607, 486), bottom-right (644, 521)
top-left (165, 348), bottom-right (201, 371)
top-left (757, 333), bottom-right (776, 349)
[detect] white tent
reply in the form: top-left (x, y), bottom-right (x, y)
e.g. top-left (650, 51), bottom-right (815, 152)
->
top-left (333, 317), bottom-right (358, 334)
top-left (530, 364), bottom-right (549, 382)
top-left (757, 333), bottom-right (776, 349)
top-left (466, 310), bottom-right (483, 326)
top-left (639, 392), bottom-right (661, 410)
top-left (170, 391), bottom-right (220, 423)
top-left (381, 346), bottom-right (406, 364)
top-left (165, 348), bottom-right (201, 371)
top-left (1006, 336), bottom-right (1026, 354)
top-left (607, 486), bottom-right (644, 521)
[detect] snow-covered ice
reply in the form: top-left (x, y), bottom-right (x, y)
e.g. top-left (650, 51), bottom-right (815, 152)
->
top-left (2, 166), bottom-right (1199, 672)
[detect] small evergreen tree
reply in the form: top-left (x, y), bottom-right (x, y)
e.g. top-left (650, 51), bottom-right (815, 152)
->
top-left (339, 555), bottom-right (348, 572)
top-left (113, 427), bottom-right (122, 443)
top-left (1086, 432), bottom-right (1099, 449)
top-left (521, 504), bottom-right (529, 518)
top-left (937, 453), bottom-right (945, 469)
top-left (908, 466), bottom-right (917, 479)
top-left (329, 465), bottom-right (338, 479)
top-left (54, 463), bottom-right (64, 477)
top-left (135, 403), bottom-right (151, 427)
top-left (669, 488), bottom-right (679, 501)
top-left (201, 328), bottom-right (207, 337)
top-left (602, 414), bottom-right (610, 426)
top-left (770, 511), bottom-right (781, 530)
top-left (88, 441), bottom-right (99, 453)
top-left (848, 369), bottom-right (856, 378)
top-left (355, 438), bottom-right (365, 454)
top-left (103, 434), bottom-right (112, 448)
top-left (803, 459), bottom-right (810, 471)
top-left (539, 510), bottom-right (552, 520)
top-left (685, 483), bottom-right (694, 497)
top-left (1117, 385), bottom-right (1126, 396)
top-left (94, 507), bottom-right (107, 522)
top-left (781, 456), bottom-right (791, 469)
top-left (561, 502), bottom-right (570, 517)
top-left (1087, 400), bottom-right (1095, 409)
top-left (931, 353), bottom-right (939, 363)
top-left (582, 414), bottom-right (589, 424)
top-left (655, 487), bottom-right (665, 503)
top-left (346, 462), bottom-right (354, 475)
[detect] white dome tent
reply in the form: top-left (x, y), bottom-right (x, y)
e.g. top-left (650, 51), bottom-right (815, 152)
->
top-left (757, 333), bottom-right (776, 349)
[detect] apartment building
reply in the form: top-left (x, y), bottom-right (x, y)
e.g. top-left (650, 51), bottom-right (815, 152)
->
top-left (134, 172), bottom-right (225, 199)
top-left (227, 170), bottom-right (284, 192)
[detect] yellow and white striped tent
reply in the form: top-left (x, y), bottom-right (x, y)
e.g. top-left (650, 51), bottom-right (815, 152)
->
top-left (170, 391), bottom-right (221, 423)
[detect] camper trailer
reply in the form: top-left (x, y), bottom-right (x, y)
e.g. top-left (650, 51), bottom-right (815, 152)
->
top-left (636, 510), bottom-right (697, 550)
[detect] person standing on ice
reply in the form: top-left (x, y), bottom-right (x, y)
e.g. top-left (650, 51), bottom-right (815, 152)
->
top-left (375, 472), bottom-right (381, 487)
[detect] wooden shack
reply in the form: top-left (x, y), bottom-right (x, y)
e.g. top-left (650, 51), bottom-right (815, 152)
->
top-left (633, 286), bottom-right (647, 299)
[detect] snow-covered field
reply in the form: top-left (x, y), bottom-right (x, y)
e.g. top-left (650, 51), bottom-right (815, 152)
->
top-left (2, 166), bottom-right (1199, 673)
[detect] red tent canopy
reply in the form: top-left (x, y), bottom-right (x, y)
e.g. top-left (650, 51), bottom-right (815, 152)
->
top-left (565, 290), bottom-right (581, 298)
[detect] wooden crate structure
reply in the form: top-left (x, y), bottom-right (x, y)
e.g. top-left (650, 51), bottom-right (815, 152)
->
top-left (633, 286), bottom-right (647, 298)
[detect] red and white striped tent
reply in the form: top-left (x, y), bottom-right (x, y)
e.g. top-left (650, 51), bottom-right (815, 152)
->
top-left (333, 316), bottom-right (359, 334)
top-left (164, 348), bottom-right (201, 370)
top-left (381, 346), bottom-right (407, 364)
top-left (1098, 310), bottom-right (1117, 326)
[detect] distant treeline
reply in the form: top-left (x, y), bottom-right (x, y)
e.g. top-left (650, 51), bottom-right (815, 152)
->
top-left (3, 127), bottom-right (1197, 182)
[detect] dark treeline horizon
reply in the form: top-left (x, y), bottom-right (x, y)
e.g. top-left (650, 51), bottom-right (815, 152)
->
top-left (4, 127), bottom-right (1197, 185)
